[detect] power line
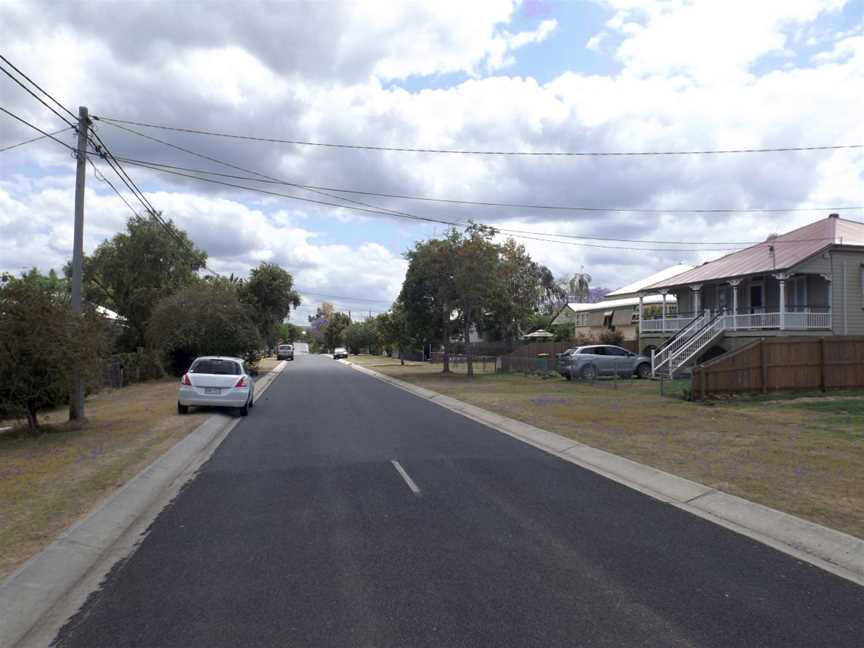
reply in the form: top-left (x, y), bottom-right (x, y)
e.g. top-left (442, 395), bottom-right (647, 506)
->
top-left (107, 155), bottom-right (861, 219)
top-left (94, 115), bottom-right (863, 157)
top-left (0, 63), bottom-right (77, 129)
top-left (85, 127), bottom-right (221, 277)
top-left (108, 155), bottom-right (862, 246)
top-left (87, 157), bottom-right (145, 221)
top-left (101, 157), bottom-right (745, 252)
top-left (89, 120), bottom-right (858, 248)
top-left (95, 117), bottom-right (440, 226)
top-left (0, 54), bottom-right (78, 121)
top-left (87, 122), bottom-right (747, 248)
top-left (0, 126), bottom-right (73, 153)
top-left (0, 106), bottom-right (76, 151)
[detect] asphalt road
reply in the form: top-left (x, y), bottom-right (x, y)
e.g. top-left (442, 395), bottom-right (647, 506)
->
top-left (54, 354), bottom-right (864, 647)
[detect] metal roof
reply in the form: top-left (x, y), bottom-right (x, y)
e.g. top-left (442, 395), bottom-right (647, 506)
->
top-left (605, 264), bottom-right (694, 297)
top-left (646, 215), bottom-right (864, 290)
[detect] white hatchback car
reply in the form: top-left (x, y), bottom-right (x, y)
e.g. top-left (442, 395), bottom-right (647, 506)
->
top-left (178, 356), bottom-right (255, 416)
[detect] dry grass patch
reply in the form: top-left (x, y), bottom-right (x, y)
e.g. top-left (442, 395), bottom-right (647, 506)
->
top-left (0, 379), bottom-right (210, 580)
top-left (368, 362), bottom-right (864, 539)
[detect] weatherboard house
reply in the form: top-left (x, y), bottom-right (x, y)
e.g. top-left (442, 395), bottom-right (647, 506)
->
top-left (550, 265), bottom-right (693, 343)
top-left (639, 214), bottom-right (864, 377)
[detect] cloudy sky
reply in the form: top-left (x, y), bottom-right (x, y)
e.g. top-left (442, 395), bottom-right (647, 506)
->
top-left (1, 0), bottom-right (862, 322)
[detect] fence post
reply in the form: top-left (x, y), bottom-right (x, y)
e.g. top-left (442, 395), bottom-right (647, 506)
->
top-left (760, 339), bottom-right (768, 394)
top-left (820, 337), bottom-right (827, 392)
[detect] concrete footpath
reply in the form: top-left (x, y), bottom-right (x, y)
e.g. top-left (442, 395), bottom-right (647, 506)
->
top-left (0, 361), bottom-right (286, 648)
top-left (346, 361), bottom-right (864, 587)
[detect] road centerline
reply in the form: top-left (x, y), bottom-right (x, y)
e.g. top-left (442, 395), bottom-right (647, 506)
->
top-left (391, 459), bottom-right (421, 496)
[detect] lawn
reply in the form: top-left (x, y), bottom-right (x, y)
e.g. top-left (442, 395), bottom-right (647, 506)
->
top-left (352, 355), bottom-right (864, 539)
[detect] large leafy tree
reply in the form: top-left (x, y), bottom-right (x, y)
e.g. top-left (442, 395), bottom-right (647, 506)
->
top-left (451, 225), bottom-right (501, 376)
top-left (482, 239), bottom-right (554, 345)
top-left (79, 217), bottom-right (207, 348)
top-left (0, 272), bottom-right (111, 433)
top-left (239, 263), bottom-right (301, 349)
top-left (400, 235), bottom-right (457, 372)
top-left (146, 283), bottom-right (262, 375)
top-left (322, 311), bottom-right (352, 352)
top-left (376, 303), bottom-right (416, 365)
top-left (343, 319), bottom-right (380, 355)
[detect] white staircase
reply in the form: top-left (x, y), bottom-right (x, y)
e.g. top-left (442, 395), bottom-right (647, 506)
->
top-left (652, 311), bottom-right (729, 378)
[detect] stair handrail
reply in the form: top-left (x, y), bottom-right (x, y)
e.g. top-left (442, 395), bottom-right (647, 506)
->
top-left (667, 311), bottom-right (730, 376)
top-left (652, 311), bottom-right (708, 375)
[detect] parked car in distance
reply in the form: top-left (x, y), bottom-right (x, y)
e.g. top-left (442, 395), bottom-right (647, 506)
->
top-left (178, 356), bottom-right (255, 416)
top-left (333, 347), bottom-right (348, 359)
top-left (276, 343), bottom-right (294, 360)
top-left (558, 345), bottom-right (652, 381)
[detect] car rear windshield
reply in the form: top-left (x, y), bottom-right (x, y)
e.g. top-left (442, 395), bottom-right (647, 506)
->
top-left (190, 359), bottom-right (241, 375)
top-left (278, 345), bottom-right (292, 350)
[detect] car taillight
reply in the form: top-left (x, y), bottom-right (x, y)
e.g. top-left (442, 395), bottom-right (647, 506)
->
top-left (235, 376), bottom-right (246, 388)
top-left (181, 374), bottom-right (192, 386)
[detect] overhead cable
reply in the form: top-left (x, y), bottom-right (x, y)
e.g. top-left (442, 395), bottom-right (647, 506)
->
top-left (94, 115), bottom-right (863, 157)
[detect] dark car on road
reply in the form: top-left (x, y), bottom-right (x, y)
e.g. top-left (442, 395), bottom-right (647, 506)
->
top-left (558, 345), bottom-right (652, 381)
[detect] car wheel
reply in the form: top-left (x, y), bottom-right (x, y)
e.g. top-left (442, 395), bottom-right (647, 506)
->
top-left (239, 401), bottom-right (249, 417)
top-left (177, 403), bottom-right (188, 415)
top-left (636, 363), bottom-right (651, 379)
top-left (249, 394), bottom-right (254, 409)
top-left (580, 364), bottom-right (598, 380)
top-left (564, 371), bottom-right (572, 381)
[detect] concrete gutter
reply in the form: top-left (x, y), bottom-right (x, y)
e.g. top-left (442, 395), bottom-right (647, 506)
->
top-left (0, 361), bottom-right (287, 648)
top-left (347, 361), bottom-right (864, 588)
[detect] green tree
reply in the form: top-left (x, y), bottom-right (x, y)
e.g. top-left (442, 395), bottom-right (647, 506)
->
top-left (344, 319), bottom-right (381, 355)
top-left (277, 322), bottom-right (302, 344)
top-left (451, 224), bottom-right (501, 376)
top-left (0, 273), bottom-right (111, 433)
top-left (79, 217), bottom-right (207, 348)
top-left (376, 303), bottom-right (414, 365)
top-left (239, 263), bottom-right (301, 349)
top-left (400, 235), bottom-right (457, 372)
top-left (146, 283), bottom-right (262, 375)
top-left (483, 239), bottom-right (552, 345)
top-left (322, 311), bottom-right (351, 352)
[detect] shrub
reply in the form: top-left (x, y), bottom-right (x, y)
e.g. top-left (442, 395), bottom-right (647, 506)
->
top-left (146, 284), bottom-right (262, 375)
top-left (0, 276), bottom-right (111, 432)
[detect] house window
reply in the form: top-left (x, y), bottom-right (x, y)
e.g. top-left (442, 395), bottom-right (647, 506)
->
top-left (631, 307), bottom-right (640, 323)
top-left (603, 311), bottom-right (614, 329)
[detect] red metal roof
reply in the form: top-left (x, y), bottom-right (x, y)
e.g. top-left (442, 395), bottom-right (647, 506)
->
top-left (646, 215), bottom-right (864, 290)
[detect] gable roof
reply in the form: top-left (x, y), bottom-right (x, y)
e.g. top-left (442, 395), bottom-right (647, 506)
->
top-left (605, 264), bottom-right (693, 297)
top-left (646, 215), bottom-right (864, 290)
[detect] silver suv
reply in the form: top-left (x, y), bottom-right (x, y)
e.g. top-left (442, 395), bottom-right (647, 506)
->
top-left (558, 345), bottom-right (652, 381)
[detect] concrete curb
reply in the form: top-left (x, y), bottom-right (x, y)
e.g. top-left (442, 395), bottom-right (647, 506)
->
top-left (347, 361), bottom-right (864, 587)
top-left (0, 361), bottom-right (287, 648)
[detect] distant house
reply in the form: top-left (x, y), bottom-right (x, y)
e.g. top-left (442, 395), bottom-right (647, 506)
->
top-left (550, 265), bottom-right (693, 342)
top-left (641, 214), bottom-right (864, 377)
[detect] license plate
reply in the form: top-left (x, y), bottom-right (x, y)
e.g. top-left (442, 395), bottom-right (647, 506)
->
top-left (204, 387), bottom-right (221, 395)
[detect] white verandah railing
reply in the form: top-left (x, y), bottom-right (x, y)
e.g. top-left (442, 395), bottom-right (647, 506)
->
top-left (641, 309), bottom-right (832, 335)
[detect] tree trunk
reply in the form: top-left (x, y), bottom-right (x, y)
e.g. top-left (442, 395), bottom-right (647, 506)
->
top-left (441, 308), bottom-right (451, 373)
top-left (464, 311), bottom-right (474, 377)
top-left (25, 400), bottom-right (40, 434)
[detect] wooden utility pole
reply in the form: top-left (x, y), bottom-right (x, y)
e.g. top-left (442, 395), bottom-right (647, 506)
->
top-left (69, 106), bottom-right (89, 422)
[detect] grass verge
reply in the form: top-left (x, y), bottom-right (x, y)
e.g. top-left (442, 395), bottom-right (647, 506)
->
top-left (353, 355), bottom-right (864, 539)
top-left (0, 378), bottom-right (210, 580)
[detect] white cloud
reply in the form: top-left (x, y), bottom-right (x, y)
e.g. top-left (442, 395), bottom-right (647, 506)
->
top-left (597, 0), bottom-right (849, 81)
top-left (2, 0), bottom-right (862, 300)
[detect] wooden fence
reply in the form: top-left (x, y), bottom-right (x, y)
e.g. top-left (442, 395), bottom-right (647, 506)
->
top-left (691, 336), bottom-right (864, 398)
top-left (508, 340), bottom-right (638, 358)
